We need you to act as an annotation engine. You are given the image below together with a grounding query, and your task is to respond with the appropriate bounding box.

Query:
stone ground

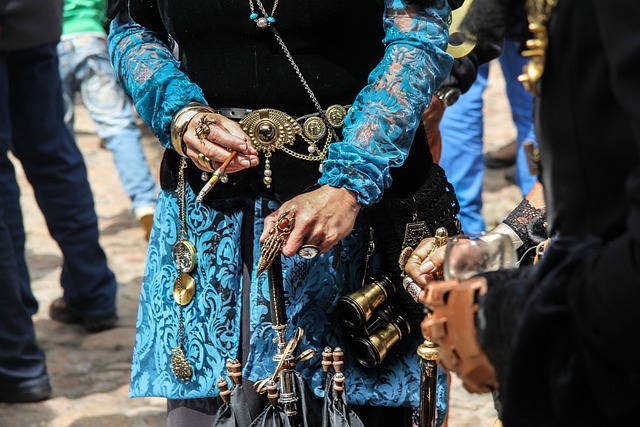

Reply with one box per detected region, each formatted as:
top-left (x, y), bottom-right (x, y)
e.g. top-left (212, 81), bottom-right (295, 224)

top-left (0, 61), bottom-right (521, 427)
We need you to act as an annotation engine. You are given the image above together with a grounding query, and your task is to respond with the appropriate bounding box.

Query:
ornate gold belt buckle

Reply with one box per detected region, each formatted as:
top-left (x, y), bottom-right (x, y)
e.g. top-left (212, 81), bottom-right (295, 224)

top-left (239, 109), bottom-right (301, 153)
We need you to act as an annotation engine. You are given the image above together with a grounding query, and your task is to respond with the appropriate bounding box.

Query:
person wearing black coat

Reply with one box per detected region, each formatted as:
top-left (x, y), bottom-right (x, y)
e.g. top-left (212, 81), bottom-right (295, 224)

top-left (406, 0), bottom-right (640, 425)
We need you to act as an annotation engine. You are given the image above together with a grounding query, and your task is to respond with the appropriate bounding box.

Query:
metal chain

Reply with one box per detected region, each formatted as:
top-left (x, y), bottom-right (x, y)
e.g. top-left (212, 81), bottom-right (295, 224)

top-left (178, 157), bottom-right (188, 240)
top-left (177, 274), bottom-right (185, 347)
top-left (252, 0), bottom-right (341, 142)
top-left (268, 24), bottom-right (341, 142)
top-left (250, 0), bottom-right (280, 18)
top-left (176, 156), bottom-right (188, 348)
top-left (280, 131), bottom-right (332, 161)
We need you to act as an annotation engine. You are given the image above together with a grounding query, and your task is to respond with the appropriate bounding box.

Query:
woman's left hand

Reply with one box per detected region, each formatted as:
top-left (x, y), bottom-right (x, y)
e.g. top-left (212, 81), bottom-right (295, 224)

top-left (260, 185), bottom-right (361, 257)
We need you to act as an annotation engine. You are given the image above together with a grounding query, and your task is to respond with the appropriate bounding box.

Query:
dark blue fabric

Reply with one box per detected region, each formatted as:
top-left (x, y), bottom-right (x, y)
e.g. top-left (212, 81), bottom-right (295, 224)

top-left (0, 149), bottom-right (46, 381)
top-left (0, 43), bottom-right (117, 377)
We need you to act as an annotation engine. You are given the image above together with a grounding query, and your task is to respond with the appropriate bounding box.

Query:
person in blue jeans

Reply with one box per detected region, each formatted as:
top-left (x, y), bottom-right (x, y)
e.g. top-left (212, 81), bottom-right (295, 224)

top-left (58, 0), bottom-right (158, 240)
top-left (439, 39), bottom-right (538, 233)
top-left (0, 0), bottom-right (119, 403)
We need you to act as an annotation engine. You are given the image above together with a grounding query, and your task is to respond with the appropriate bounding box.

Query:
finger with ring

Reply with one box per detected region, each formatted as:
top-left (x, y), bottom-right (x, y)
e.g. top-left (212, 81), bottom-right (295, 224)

top-left (297, 244), bottom-right (321, 259)
top-left (410, 254), bottom-right (424, 262)
top-left (195, 114), bottom-right (217, 143)
top-left (402, 275), bottom-right (421, 303)
top-left (197, 153), bottom-right (213, 169)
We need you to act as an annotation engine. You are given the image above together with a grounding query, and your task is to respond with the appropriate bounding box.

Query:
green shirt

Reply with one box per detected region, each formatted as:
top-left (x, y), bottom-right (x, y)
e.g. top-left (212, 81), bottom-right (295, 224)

top-left (62, 0), bottom-right (106, 36)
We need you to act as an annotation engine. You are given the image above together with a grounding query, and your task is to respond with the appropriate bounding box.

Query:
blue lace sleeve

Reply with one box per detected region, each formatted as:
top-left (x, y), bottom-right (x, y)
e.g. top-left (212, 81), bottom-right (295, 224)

top-left (318, 0), bottom-right (453, 206)
top-left (107, 13), bottom-right (207, 149)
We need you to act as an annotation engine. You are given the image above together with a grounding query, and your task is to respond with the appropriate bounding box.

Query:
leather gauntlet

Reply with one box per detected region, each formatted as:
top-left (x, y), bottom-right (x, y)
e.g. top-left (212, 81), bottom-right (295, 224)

top-left (421, 276), bottom-right (498, 394)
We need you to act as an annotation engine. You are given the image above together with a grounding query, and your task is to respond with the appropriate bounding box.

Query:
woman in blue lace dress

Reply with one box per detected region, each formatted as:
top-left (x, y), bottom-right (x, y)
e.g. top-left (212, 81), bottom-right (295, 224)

top-left (108, 1), bottom-right (458, 425)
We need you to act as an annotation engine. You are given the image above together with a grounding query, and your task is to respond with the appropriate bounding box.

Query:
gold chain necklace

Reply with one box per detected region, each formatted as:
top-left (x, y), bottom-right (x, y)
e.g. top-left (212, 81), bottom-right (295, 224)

top-left (170, 156), bottom-right (196, 381)
top-left (248, 0), bottom-right (280, 29)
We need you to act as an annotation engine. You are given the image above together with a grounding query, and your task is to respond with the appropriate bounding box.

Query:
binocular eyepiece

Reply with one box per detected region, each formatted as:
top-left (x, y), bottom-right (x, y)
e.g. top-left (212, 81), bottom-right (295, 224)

top-left (337, 275), bottom-right (410, 368)
top-left (337, 275), bottom-right (395, 329)
top-left (352, 307), bottom-right (410, 368)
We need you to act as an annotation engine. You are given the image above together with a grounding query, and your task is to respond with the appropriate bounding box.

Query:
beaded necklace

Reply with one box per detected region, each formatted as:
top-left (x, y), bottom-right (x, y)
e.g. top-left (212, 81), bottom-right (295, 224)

top-left (248, 0), bottom-right (280, 29)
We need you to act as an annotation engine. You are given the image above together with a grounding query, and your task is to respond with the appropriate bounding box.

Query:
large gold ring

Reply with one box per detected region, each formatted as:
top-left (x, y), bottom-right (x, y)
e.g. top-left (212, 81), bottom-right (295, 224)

top-left (197, 153), bottom-right (212, 169)
top-left (195, 114), bottom-right (217, 143)
top-left (410, 254), bottom-right (424, 263)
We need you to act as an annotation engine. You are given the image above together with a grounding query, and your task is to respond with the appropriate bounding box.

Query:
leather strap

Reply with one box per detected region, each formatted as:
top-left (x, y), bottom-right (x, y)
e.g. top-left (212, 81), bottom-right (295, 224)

top-left (214, 105), bottom-right (351, 123)
top-left (422, 276), bottom-right (498, 393)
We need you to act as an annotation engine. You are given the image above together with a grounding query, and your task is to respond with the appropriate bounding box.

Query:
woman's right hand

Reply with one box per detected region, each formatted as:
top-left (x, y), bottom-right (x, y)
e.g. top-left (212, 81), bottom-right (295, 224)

top-left (183, 111), bottom-right (259, 173)
top-left (403, 236), bottom-right (448, 288)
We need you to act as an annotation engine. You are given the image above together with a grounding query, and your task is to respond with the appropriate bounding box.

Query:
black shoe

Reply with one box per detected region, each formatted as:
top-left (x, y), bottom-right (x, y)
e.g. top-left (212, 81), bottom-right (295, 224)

top-left (0, 375), bottom-right (52, 403)
top-left (49, 297), bottom-right (118, 333)
top-left (485, 141), bottom-right (517, 169)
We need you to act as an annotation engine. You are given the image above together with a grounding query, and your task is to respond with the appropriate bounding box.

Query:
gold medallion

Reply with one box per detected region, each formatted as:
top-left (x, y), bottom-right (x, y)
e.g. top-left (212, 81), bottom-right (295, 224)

top-left (173, 273), bottom-right (196, 306)
top-left (326, 104), bottom-right (347, 128)
top-left (302, 116), bottom-right (326, 141)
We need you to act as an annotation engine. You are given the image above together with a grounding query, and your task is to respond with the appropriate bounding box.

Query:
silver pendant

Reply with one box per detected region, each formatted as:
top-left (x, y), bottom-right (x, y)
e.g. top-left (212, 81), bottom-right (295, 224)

top-left (256, 17), bottom-right (269, 29)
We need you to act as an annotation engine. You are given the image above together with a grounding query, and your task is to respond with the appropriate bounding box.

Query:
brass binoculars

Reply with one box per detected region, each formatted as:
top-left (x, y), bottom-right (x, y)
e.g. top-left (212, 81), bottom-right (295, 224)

top-left (337, 275), bottom-right (410, 368)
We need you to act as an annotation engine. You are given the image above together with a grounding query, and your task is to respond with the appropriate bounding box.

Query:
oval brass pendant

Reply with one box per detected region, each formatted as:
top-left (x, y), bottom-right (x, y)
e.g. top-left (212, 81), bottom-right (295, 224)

top-left (171, 347), bottom-right (193, 381)
top-left (173, 272), bottom-right (196, 306)
top-left (173, 239), bottom-right (197, 273)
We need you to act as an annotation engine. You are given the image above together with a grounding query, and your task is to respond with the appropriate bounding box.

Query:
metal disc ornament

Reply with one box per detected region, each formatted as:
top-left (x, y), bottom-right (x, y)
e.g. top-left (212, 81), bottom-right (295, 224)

top-left (173, 239), bottom-right (197, 273)
top-left (173, 272), bottom-right (196, 306)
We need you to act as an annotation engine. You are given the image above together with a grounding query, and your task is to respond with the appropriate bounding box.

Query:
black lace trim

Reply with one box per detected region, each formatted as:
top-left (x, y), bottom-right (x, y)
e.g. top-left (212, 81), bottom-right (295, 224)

top-left (367, 163), bottom-right (461, 327)
top-left (502, 198), bottom-right (548, 260)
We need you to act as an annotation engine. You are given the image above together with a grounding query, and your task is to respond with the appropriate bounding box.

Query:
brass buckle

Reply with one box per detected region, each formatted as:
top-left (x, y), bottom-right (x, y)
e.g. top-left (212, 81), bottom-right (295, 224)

top-left (239, 109), bottom-right (301, 154)
top-left (238, 106), bottom-right (346, 188)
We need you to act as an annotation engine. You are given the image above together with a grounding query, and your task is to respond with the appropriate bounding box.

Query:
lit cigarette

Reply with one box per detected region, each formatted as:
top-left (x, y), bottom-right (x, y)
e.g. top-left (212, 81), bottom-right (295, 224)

top-left (196, 151), bottom-right (238, 203)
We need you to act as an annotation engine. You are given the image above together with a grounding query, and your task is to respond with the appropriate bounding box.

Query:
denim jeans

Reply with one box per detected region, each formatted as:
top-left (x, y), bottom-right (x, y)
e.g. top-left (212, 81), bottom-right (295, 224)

top-left (439, 40), bottom-right (538, 233)
top-left (57, 34), bottom-right (158, 214)
top-left (0, 43), bottom-right (117, 380)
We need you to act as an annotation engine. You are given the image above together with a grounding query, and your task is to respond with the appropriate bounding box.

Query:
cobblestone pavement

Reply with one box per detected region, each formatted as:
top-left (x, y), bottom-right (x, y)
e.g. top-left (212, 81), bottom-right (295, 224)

top-left (0, 62), bottom-right (521, 427)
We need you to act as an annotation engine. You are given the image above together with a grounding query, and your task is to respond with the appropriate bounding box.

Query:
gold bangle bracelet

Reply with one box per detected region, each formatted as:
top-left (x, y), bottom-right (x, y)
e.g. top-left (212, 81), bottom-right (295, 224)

top-left (170, 102), bottom-right (213, 157)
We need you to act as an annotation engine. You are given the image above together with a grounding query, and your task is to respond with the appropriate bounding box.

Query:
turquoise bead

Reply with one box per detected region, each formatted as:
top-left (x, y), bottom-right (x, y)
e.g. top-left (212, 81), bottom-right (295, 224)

top-left (250, 13), bottom-right (259, 19)
top-left (267, 16), bottom-right (275, 23)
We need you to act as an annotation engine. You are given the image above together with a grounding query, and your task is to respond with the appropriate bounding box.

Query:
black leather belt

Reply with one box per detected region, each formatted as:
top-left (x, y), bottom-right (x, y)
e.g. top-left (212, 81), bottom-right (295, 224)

top-left (214, 105), bottom-right (350, 123)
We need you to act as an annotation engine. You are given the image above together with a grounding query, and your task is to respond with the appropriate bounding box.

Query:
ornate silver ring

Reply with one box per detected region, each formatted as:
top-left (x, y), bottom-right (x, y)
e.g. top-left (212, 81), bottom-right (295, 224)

top-left (297, 244), bottom-right (320, 259)
top-left (402, 275), bottom-right (421, 303)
